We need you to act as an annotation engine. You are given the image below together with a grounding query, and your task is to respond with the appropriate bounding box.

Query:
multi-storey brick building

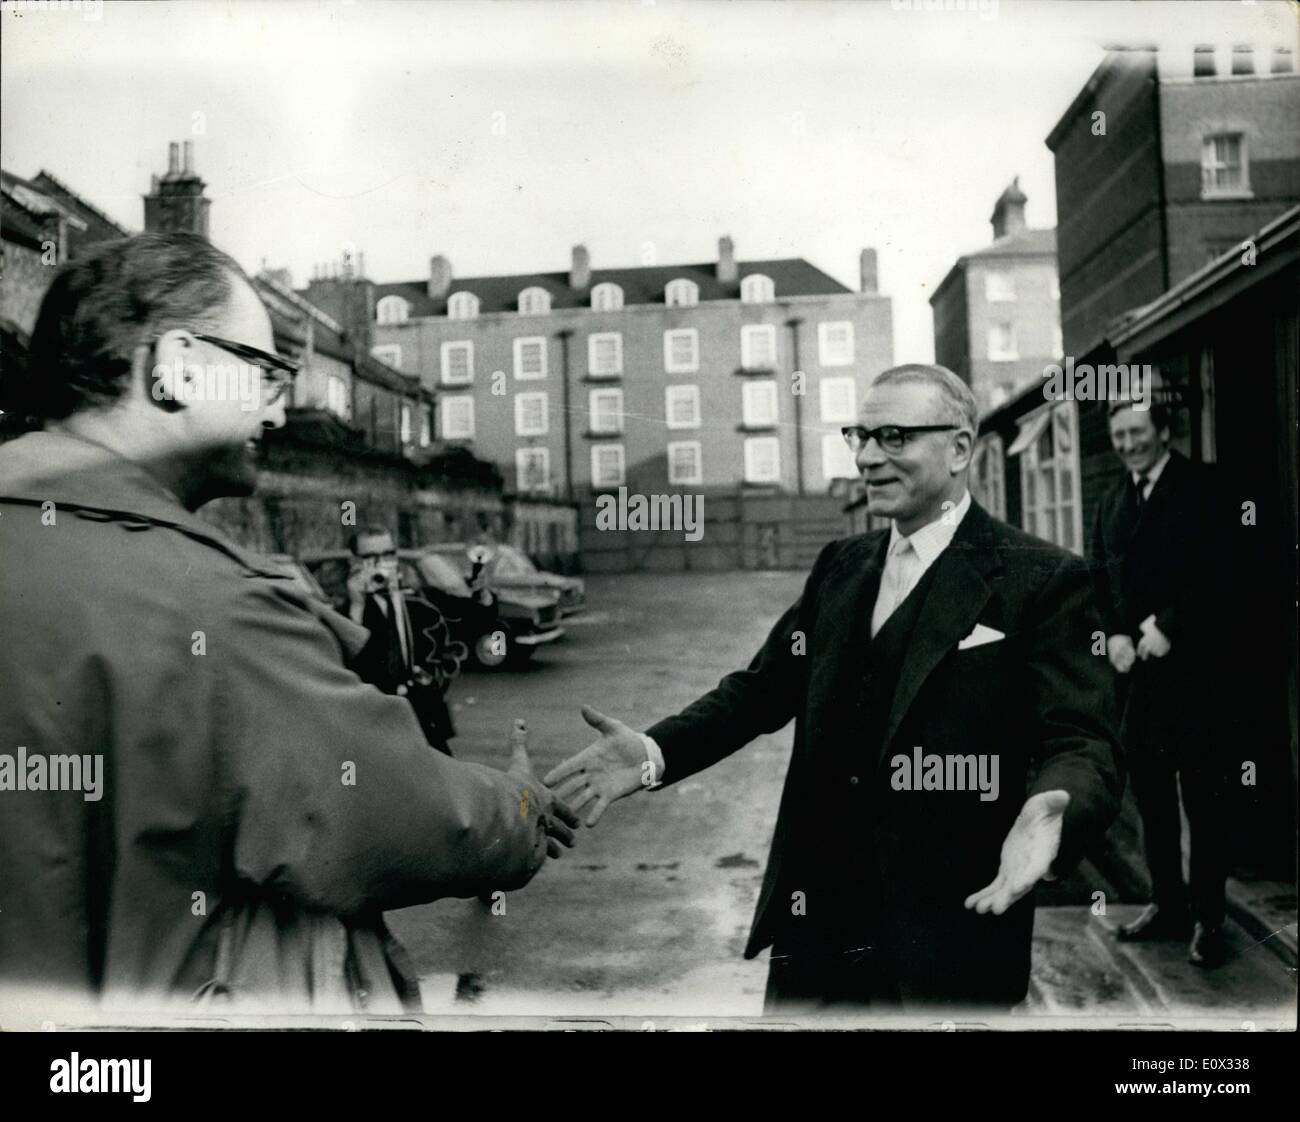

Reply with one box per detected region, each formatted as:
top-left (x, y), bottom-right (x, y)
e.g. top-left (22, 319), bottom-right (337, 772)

top-left (930, 178), bottom-right (1061, 414)
top-left (347, 239), bottom-right (892, 507)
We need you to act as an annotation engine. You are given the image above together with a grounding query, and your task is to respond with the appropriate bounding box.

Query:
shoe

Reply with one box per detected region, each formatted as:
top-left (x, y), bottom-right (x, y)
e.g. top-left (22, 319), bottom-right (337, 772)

top-left (1188, 923), bottom-right (1227, 968)
top-left (1115, 904), bottom-right (1191, 942)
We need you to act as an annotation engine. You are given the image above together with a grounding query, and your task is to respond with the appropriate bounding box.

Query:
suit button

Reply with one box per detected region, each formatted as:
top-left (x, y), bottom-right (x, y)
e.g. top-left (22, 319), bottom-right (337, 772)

top-left (848, 775), bottom-right (860, 786)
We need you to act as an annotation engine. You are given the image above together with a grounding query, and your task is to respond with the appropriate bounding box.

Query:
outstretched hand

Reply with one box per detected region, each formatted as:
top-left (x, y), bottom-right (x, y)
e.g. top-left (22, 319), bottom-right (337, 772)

top-left (963, 789), bottom-right (1070, 915)
top-left (505, 718), bottom-right (579, 858)
top-left (543, 706), bottom-right (655, 827)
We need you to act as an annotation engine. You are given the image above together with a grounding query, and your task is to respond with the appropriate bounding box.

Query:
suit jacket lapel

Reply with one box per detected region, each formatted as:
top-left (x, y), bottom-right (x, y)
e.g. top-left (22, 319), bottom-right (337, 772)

top-left (877, 504), bottom-right (999, 762)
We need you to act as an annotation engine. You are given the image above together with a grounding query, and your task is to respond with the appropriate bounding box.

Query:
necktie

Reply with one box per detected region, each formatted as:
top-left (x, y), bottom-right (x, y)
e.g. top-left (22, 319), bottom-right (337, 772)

top-left (871, 536), bottom-right (919, 638)
top-left (1134, 473), bottom-right (1149, 506)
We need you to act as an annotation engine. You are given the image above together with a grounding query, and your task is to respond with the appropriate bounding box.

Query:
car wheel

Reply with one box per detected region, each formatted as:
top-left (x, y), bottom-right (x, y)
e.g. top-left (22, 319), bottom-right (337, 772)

top-left (472, 629), bottom-right (509, 669)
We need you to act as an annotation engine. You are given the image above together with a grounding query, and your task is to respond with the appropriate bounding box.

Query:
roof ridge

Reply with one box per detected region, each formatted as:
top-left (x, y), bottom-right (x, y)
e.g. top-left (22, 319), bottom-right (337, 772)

top-left (32, 169), bottom-right (133, 237)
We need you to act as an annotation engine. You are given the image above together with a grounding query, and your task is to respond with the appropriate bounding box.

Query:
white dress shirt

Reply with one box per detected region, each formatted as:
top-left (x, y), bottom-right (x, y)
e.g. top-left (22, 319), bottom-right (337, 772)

top-left (1133, 450), bottom-right (1170, 502)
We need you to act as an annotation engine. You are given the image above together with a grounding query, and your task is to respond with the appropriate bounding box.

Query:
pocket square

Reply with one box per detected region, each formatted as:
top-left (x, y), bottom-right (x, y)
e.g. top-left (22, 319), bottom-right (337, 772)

top-left (958, 623), bottom-right (1005, 650)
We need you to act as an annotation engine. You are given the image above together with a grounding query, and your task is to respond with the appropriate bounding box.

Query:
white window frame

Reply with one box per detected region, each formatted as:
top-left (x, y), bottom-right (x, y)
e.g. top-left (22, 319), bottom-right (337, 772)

top-left (742, 380), bottom-right (779, 427)
top-left (818, 321), bottom-right (854, 367)
top-left (821, 433), bottom-right (858, 483)
top-left (819, 376), bottom-right (857, 423)
top-left (741, 324), bottom-right (778, 370)
top-left (447, 291), bottom-right (480, 320)
top-left (515, 447), bottom-right (551, 493)
top-left (370, 343), bottom-right (402, 370)
top-left (984, 271), bottom-right (1016, 302)
top-left (590, 282), bottom-right (624, 311)
top-left (513, 336), bottom-right (548, 380)
top-left (740, 273), bottom-right (775, 304)
top-left (743, 436), bottom-right (781, 485)
top-left (590, 443), bottom-right (626, 488)
top-left (664, 328), bottom-right (699, 374)
top-left (419, 403), bottom-right (433, 448)
top-left (667, 440), bottom-right (703, 486)
top-left (440, 394), bottom-right (475, 439)
top-left (987, 322), bottom-right (1018, 362)
top-left (589, 388), bottom-right (624, 435)
top-left (518, 286), bottom-right (552, 315)
top-left (665, 278), bottom-right (699, 307)
top-left (514, 391), bottom-right (549, 437)
top-left (1201, 132), bottom-right (1250, 198)
top-left (1015, 403), bottom-right (1081, 553)
top-left (440, 340), bottom-right (474, 385)
top-left (665, 384), bottom-right (701, 430)
top-left (587, 332), bottom-right (623, 377)
top-left (376, 295), bottom-right (409, 325)
top-left (971, 433), bottom-right (1006, 520)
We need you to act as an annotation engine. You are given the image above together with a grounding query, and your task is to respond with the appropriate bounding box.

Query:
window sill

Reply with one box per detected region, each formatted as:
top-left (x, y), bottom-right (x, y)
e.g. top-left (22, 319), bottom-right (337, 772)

top-left (737, 422), bottom-right (778, 433)
top-left (734, 366), bottom-right (777, 376)
top-left (583, 372), bottom-right (623, 382)
top-left (1200, 189), bottom-right (1254, 201)
top-left (584, 430), bottom-right (625, 440)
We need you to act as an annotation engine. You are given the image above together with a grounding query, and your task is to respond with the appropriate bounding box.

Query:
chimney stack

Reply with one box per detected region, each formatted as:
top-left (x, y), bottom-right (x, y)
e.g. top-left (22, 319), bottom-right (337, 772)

top-left (717, 235), bottom-right (737, 283)
top-left (144, 140), bottom-right (211, 238)
top-left (428, 255), bottom-right (453, 300)
top-left (991, 176), bottom-right (1028, 240)
top-left (859, 248), bottom-right (878, 295)
top-left (570, 244), bottom-right (591, 289)
top-left (167, 142), bottom-right (179, 176)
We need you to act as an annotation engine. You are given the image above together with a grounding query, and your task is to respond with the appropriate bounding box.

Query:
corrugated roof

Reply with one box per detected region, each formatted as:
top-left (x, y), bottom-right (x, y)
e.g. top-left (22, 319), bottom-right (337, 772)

top-left (368, 257), bottom-right (852, 317)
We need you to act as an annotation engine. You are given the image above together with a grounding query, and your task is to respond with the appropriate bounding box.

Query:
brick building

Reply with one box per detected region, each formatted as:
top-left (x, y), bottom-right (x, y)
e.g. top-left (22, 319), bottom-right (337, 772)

top-left (930, 178), bottom-right (1061, 415)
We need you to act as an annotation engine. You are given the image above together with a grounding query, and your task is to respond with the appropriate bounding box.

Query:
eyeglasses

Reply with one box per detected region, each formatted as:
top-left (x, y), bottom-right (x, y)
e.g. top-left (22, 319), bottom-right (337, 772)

top-left (191, 333), bottom-right (301, 403)
top-left (841, 424), bottom-right (961, 455)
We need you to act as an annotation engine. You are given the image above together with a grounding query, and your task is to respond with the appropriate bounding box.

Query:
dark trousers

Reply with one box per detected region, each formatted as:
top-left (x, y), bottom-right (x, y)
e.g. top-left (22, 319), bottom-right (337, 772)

top-left (764, 942), bottom-right (902, 1014)
top-left (1123, 656), bottom-right (1228, 927)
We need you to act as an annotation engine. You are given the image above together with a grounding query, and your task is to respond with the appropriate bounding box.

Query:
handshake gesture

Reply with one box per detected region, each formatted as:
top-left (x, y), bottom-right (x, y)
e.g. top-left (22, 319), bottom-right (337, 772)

top-left (544, 706), bottom-right (655, 827)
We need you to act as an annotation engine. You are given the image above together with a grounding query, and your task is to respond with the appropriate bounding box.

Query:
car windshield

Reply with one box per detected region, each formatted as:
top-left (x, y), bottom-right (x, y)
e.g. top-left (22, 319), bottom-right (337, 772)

top-left (492, 546), bottom-right (536, 577)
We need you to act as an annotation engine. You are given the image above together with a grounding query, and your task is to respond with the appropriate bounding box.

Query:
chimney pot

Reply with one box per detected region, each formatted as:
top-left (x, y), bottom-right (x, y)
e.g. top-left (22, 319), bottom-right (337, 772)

top-left (570, 244), bottom-right (591, 290)
top-left (167, 142), bottom-right (180, 175)
top-left (717, 235), bottom-right (737, 283)
top-left (428, 255), bottom-right (453, 300)
top-left (182, 140), bottom-right (194, 175)
top-left (859, 248), bottom-right (878, 295)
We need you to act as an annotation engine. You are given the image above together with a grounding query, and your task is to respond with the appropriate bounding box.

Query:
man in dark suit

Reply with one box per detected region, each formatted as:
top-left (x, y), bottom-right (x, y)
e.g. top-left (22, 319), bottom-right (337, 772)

top-left (546, 364), bottom-right (1123, 1014)
top-left (1091, 400), bottom-right (1228, 967)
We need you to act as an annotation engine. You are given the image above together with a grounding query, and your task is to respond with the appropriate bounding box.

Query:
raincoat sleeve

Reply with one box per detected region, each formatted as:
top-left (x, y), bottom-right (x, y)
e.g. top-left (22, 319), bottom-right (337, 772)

top-left (219, 580), bottom-right (550, 915)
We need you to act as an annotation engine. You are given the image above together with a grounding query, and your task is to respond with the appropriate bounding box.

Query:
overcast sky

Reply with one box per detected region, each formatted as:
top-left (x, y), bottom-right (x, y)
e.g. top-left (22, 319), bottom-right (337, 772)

top-left (3, 0), bottom-right (1294, 361)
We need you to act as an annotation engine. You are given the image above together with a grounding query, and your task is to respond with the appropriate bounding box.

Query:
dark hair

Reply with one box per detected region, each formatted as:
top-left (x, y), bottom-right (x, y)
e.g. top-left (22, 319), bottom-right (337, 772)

top-left (347, 526), bottom-right (394, 554)
top-left (4, 232), bottom-right (247, 420)
top-left (1107, 400), bottom-right (1170, 430)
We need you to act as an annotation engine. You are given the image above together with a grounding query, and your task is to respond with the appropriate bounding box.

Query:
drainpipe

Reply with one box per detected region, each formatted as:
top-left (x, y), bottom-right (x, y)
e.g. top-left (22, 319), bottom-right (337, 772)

top-left (557, 328), bottom-right (575, 501)
top-left (786, 315), bottom-right (806, 496)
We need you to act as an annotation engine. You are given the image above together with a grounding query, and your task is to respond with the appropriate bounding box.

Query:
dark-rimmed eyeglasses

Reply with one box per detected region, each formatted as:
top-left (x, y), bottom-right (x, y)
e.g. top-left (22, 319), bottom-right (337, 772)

top-left (151, 331), bottom-right (302, 404)
top-left (841, 424), bottom-right (961, 455)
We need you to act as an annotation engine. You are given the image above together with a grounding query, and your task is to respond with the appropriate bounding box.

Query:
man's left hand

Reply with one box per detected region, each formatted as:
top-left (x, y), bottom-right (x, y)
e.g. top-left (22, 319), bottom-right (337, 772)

top-left (1136, 617), bottom-right (1171, 660)
top-left (964, 790), bottom-right (1070, 915)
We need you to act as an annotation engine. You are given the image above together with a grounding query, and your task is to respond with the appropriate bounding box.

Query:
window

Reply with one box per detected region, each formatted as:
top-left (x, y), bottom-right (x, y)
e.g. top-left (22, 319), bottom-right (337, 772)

top-left (515, 391), bottom-right (549, 436)
top-left (819, 376), bottom-right (857, 423)
top-left (591, 444), bottom-right (626, 487)
top-left (1014, 404), bottom-right (1081, 552)
top-left (441, 395), bottom-right (475, 439)
top-left (589, 388), bottom-right (624, 435)
top-left (518, 286), bottom-right (552, 315)
top-left (399, 403), bottom-right (412, 445)
top-left (987, 322), bottom-right (1018, 361)
top-left (985, 271), bottom-right (1015, 302)
top-left (665, 278), bottom-right (699, 307)
top-left (821, 433), bottom-right (857, 483)
top-left (516, 448), bottom-right (551, 493)
top-left (818, 321), bottom-right (854, 366)
top-left (1201, 133), bottom-right (1249, 197)
top-left (440, 341), bottom-right (473, 385)
top-left (376, 295), bottom-right (409, 325)
top-left (590, 283), bottom-right (624, 311)
top-left (741, 324), bottom-right (778, 370)
top-left (970, 433), bottom-right (1006, 520)
top-left (664, 328), bottom-right (699, 373)
top-left (665, 384), bottom-right (701, 429)
top-left (371, 344), bottom-right (402, 370)
top-left (667, 441), bottom-right (703, 485)
top-left (1193, 44), bottom-right (1216, 77)
top-left (743, 437), bottom-right (781, 484)
top-left (420, 403), bottom-right (433, 447)
top-left (740, 273), bottom-right (775, 304)
top-left (588, 332), bottom-right (623, 377)
top-left (447, 291), bottom-right (479, 320)
top-left (513, 336), bottom-right (547, 380)
top-left (743, 381), bottom-right (779, 427)
top-left (1272, 46), bottom-right (1296, 74)
top-left (327, 374), bottom-right (351, 420)
top-left (1231, 44), bottom-right (1254, 75)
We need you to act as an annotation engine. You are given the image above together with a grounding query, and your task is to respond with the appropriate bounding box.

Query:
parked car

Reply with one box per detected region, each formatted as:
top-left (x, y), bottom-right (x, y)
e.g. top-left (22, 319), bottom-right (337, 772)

top-left (297, 548), bottom-right (563, 669)
top-left (428, 542), bottom-right (586, 616)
